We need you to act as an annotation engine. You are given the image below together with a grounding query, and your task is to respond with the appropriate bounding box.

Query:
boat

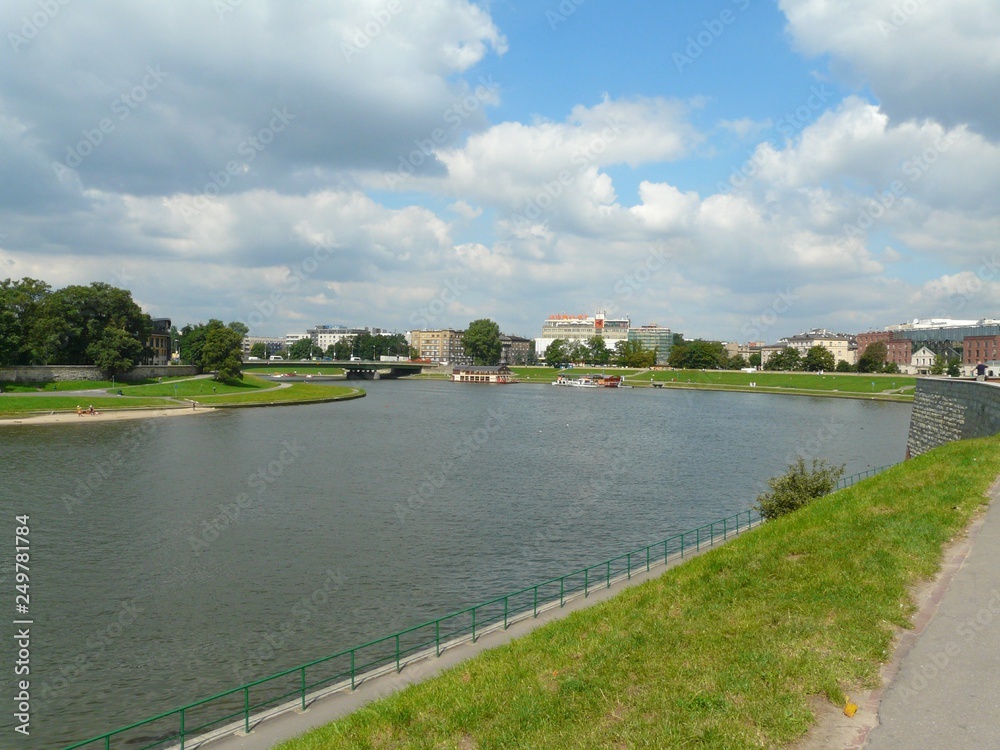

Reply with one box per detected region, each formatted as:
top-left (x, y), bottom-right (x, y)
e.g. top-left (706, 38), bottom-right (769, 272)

top-left (553, 373), bottom-right (623, 388)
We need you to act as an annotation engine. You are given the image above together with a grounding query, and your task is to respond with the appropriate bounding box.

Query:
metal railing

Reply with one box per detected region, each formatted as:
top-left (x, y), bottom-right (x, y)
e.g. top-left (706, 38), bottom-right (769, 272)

top-left (62, 509), bottom-right (764, 750)
top-left (63, 464), bottom-right (899, 750)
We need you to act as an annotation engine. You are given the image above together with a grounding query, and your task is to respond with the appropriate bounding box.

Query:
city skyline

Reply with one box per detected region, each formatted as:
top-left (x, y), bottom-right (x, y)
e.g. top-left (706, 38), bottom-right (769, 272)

top-left (1, 2), bottom-right (998, 340)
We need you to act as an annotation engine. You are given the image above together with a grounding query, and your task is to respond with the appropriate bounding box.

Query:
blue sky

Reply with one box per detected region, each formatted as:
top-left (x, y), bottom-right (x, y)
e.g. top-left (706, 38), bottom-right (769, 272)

top-left (1, 0), bottom-right (998, 340)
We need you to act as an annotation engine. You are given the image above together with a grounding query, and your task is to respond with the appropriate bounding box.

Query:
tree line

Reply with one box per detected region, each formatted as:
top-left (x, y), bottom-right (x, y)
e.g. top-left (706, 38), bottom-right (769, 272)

top-left (0, 278), bottom-right (151, 374)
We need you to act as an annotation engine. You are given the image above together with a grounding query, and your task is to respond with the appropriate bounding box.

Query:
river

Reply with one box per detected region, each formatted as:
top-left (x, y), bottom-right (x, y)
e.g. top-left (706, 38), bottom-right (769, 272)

top-left (0, 380), bottom-right (911, 746)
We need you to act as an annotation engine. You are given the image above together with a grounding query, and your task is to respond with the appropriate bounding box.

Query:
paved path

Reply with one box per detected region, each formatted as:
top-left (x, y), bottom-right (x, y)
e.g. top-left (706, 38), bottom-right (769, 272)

top-left (864, 476), bottom-right (1000, 749)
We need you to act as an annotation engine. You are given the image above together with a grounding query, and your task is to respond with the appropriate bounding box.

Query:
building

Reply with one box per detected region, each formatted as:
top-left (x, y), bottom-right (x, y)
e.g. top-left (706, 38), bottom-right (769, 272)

top-left (783, 330), bottom-right (855, 366)
top-left (856, 331), bottom-right (912, 368)
top-left (964, 335), bottom-right (1000, 370)
top-left (627, 325), bottom-right (672, 365)
top-left (500, 334), bottom-right (533, 365)
top-left (308, 325), bottom-right (388, 352)
top-left (911, 346), bottom-right (937, 374)
top-left (410, 329), bottom-right (470, 364)
top-left (145, 317), bottom-right (172, 365)
top-left (535, 311), bottom-right (630, 361)
top-left (450, 365), bottom-right (517, 384)
top-left (242, 336), bottom-right (285, 358)
top-left (284, 332), bottom-right (310, 350)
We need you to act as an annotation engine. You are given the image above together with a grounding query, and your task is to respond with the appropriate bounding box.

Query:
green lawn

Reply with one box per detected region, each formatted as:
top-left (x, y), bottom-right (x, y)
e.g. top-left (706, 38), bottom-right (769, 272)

top-left (510, 367), bottom-right (641, 383)
top-left (242, 364), bottom-right (345, 375)
top-left (277, 436), bottom-right (1000, 750)
top-left (0, 377), bottom-right (187, 392)
top-left (651, 369), bottom-right (916, 395)
top-left (0, 396), bottom-right (177, 416)
top-left (194, 383), bottom-right (362, 405)
top-left (116, 375), bottom-right (273, 397)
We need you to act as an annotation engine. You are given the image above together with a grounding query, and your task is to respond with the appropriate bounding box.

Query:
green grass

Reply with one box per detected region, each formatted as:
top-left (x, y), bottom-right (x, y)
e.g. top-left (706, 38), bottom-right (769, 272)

top-left (510, 367), bottom-right (641, 383)
top-left (0, 377), bottom-right (190, 392)
top-left (277, 436), bottom-right (1000, 749)
top-left (243, 364), bottom-right (345, 375)
top-left (0, 396), bottom-right (177, 416)
top-left (194, 382), bottom-right (362, 405)
top-left (116, 375), bottom-right (273, 397)
top-left (652, 369), bottom-right (915, 395)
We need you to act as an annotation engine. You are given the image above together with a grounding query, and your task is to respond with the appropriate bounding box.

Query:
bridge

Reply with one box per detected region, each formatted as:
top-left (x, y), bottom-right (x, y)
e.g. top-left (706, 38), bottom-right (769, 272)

top-left (243, 360), bottom-right (437, 380)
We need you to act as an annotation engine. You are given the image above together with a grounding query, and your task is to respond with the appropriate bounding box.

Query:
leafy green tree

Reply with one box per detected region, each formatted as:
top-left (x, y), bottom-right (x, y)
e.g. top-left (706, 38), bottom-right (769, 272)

top-left (883, 362), bottom-right (900, 374)
top-left (0, 278), bottom-right (51, 365)
top-left (727, 354), bottom-right (748, 370)
top-left (569, 341), bottom-right (589, 363)
top-left (587, 336), bottom-right (611, 365)
top-left (802, 345), bottom-right (835, 372)
top-left (288, 338), bottom-right (314, 360)
top-left (462, 319), bottom-right (502, 365)
top-left (947, 359), bottom-right (961, 377)
top-left (930, 354), bottom-right (946, 375)
top-left (764, 347), bottom-right (801, 371)
top-left (754, 458), bottom-right (845, 521)
top-left (201, 324), bottom-right (244, 380)
top-left (228, 321), bottom-right (250, 338)
top-left (668, 339), bottom-right (726, 369)
top-left (835, 360), bottom-right (854, 373)
top-left (857, 341), bottom-right (887, 373)
top-left (748, 352), bottom-right (761, 368)
top-left (545, 339), bottom-right (569, 366)
top-left (87, 326), bottom-right (146, 376)
top-left (614, 339), bottom-right (656, 368)
top-left (334, 339), bottom-right (354, 360)
top-left (250, 342), bottom-right (267, 358)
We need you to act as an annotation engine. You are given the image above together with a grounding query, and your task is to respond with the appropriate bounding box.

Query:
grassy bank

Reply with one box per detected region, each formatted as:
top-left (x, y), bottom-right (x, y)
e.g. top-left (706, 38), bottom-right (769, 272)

top-left (194, 383), bottom-right (362, 406)
top-left (651, 369), bottom-right (915, 395)
top-left (116, 374), bottom-right (273, 397)
top-left (278, 436), bottom-right (1000, 749)
top-left (509, 367), bottom-right (642, 383)
top-left (0, 395), bottom-right (177, 416)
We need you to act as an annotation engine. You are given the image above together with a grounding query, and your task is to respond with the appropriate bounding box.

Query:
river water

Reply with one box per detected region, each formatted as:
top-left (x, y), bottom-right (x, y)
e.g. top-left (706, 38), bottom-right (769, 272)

top-left (0, 380), bottom-right (911, 746)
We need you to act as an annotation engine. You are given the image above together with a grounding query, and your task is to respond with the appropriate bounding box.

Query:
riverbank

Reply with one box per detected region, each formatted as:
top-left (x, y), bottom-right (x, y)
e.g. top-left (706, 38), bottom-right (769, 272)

top-left (0, 406), bottom-right (214, 425)
top-left (271, 435), bottom-right (999, 749)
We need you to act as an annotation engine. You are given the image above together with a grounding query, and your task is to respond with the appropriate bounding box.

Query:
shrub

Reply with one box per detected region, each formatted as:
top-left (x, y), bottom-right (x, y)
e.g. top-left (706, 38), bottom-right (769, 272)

top-left (755, 457), bottom-right (845, 521)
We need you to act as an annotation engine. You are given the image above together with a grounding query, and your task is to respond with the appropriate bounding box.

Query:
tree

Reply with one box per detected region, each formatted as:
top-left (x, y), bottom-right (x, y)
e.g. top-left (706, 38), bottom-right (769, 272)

top-left (569, 341), bottom-right (589, 363)
top-left (228, 321), bottom-right (250, 338)
top-left (545, 339), bottom-right (569, 366)
top-left (668, 339), bottom-right (726, 369)
top-left (754, 458), bottom-right (845, 521)
top-left (462, 319), bottom-right (502, 365)
top-left (614, 339), bottom-right (656, 368)
top-left (764, 347), bottom-right (801, 371)
top-left (200, 324), bottom-right (244, 381)
top-left (587, 336), bottom-right (611, 365)
top-left (947, 359), bottom-right (961, 377)
top-left (883, 362), bottom-right (900, 374)
top-left (835, 360), bottom-right (854, 373)
top-left (930, 354), bottom-right (946, 375)
top-left (87, 326), bottom-right (146, 376)
top-left (250, 342), bottom-right (267, 358)
top-left (0, 278), bottom-right (51, 366)
top-left (288, 338), bottom-right (314, 360)
top-left (802, 345), bottom-right (835, 372)
top-left (748, 352), bottom-right (762, 368)
top-left (857, 341), bottom-right (887, 373)
top-left (727, 354), bottom-right (748, 370)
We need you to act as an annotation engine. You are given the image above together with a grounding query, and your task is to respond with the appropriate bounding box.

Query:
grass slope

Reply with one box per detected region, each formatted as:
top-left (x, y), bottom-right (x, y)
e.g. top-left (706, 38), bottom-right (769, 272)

top-left (0, 396), bottom-right (176, 415)
top-left (195, 383), bottom-right (361, 405)
top-left (278, 436), bottom-right (1000, 749)
top-left (652, 370), bottom-right (915, 395)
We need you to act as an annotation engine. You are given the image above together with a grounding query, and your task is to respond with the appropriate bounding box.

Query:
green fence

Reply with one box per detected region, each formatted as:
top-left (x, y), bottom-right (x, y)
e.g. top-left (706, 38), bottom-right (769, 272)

top-left (63, 464), bottom-right (897, 750)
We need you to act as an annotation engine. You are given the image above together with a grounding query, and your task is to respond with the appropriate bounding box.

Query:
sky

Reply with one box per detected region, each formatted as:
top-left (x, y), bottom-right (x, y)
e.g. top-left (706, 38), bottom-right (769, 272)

top-left (2, 0), bottom-right (999, 342)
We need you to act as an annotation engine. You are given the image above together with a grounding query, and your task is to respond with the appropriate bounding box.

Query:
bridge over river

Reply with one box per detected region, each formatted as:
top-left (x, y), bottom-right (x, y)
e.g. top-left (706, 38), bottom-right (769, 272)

top-left (243, 359), bottom-right (437, 379)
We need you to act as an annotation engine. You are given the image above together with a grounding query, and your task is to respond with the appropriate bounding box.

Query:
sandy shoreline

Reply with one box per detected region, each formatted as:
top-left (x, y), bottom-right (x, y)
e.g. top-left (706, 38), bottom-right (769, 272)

top-left (0, 407), bottom-right (216, 426)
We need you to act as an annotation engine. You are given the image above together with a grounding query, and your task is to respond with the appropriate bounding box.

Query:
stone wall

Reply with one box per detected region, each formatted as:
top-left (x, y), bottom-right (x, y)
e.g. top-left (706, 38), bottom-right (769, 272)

top-left (907, 378), bottom-right (1000, 457)
top-left (0, 365), bottom-right (199, 382)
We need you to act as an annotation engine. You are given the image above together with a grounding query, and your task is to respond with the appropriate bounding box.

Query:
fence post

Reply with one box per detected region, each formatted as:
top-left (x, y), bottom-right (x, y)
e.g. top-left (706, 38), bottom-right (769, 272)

top-left (533, 586), bottom-right (538, 617)
top-left (243, 686), bottom-right (249, 733)
top-left (182, 708), bottom-right (187, 750)
top-left (472, 608), bottom-right (477, 642)
top-left (301, 666), bottom-right (307, 711)
top-left (606, 560), bottom-right (611, 588)
top-left (647, 545), bottom-right (651, 571)
top-left (724, 517), bottom-right (727, 539)
top-left (627, 552), bottom-right (631, 579)
top-left (696, 527), bottom-right (700, 551)
top-left (584, 567), bottom-right (589, 598)
top-left (560, 577), bottom-right (565, 606)
top-left (395, 634), bottom-right (401, 672)
top-left (435, 620), bottom-right (440, 656)
top-left (503, 597), bottom-right (509, 629)
top-left (351, 649), bottom-right (356, 689)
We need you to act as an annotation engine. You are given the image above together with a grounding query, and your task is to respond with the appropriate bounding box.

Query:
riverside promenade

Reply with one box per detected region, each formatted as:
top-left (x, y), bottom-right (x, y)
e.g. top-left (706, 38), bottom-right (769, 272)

top-left (846, 474), bottom-right (1000, 749)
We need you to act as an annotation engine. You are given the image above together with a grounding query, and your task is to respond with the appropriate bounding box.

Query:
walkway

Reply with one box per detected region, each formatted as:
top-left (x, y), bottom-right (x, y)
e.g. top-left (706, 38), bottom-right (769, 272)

top-left (861, 475), bottom-right (1000, 748)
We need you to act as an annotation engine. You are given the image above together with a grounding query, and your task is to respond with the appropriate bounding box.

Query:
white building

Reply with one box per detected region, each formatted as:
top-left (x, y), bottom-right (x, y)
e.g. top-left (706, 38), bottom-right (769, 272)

top-left (535, 311), bottom-right (630, 360)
